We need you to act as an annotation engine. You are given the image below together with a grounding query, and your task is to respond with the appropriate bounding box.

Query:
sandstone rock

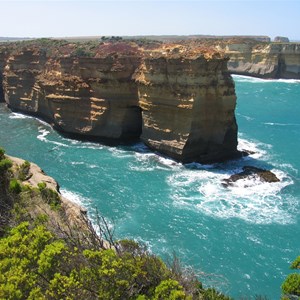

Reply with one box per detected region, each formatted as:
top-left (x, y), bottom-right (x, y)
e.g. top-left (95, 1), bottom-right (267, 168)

top-left (222, 166), bottom-right (280, 187)
top-left (217, 40), bottom-right (300, 79)
top-left (135, 46), bottom-right (239, 163)
top-left (4, 49), bottom-right (143, 140)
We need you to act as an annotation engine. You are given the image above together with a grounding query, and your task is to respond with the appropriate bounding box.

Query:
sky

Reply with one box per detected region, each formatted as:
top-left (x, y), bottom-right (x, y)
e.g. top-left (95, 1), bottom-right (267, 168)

top-left (1, 0), bottom-right (300, 40)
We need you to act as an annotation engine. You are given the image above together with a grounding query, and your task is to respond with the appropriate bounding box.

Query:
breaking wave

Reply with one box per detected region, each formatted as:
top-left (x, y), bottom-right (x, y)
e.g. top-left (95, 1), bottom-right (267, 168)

top-left (167, 137), bottom-right (296, 225)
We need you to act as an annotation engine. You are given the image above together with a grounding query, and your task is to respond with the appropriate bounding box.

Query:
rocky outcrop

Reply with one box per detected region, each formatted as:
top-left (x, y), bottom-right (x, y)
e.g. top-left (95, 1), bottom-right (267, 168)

top-left (216, 40), bottom-right (300, 79)
top-left (1, 41), bottom-right (240, 163)
top-left (8, 155), bottom-right (87, 226)
top-left (222, 166), bottom-right (280, 187)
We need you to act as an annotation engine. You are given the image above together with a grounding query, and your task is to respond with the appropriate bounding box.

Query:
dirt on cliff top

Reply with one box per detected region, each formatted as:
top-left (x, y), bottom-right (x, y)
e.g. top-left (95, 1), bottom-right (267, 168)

top-left (143, 43), bottom-right (224, 60)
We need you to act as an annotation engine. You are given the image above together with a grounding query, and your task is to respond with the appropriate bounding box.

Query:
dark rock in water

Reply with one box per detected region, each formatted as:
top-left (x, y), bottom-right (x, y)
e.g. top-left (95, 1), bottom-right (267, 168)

top-left (222, 166), bottom-right (280, 187)
top-left (241, 149), bottom-right (255, 156)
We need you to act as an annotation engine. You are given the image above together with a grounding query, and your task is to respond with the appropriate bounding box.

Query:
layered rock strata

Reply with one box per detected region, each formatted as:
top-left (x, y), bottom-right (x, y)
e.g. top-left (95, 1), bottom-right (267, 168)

top-left (216, 40), bottom-right (300, 79)
top-left (135, 47), bottom-right (238, 163)
top-left (3, 45), bottom-right (142, 140)
top-left (1, 41), bottom-right (239, 163)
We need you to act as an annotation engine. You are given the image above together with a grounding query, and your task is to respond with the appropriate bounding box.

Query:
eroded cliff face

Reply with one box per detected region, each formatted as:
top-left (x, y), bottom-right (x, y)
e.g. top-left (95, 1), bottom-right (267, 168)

top-left (1, 41), bottom-right (239, 163)
top-left (216, 41), bottom-right (300, 79)
top-left (135, 47), bottom-right (238, 163)
top-left (4, 45), bottom-right (142, 139)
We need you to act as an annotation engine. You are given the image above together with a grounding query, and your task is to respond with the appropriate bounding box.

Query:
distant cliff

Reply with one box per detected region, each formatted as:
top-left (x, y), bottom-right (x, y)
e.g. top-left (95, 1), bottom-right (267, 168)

top-left (215, 39), bottom-right (300, 79)
top-left (0, 39), bottom-right (240, 163)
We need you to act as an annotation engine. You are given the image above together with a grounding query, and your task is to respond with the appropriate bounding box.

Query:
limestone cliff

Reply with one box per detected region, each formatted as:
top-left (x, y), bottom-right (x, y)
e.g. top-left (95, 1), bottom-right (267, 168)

top-left (135, 45), bottom-right (238, 163)
top-left (215, 40), bottom-right (300, 79)
top-left (3, 44), bottom-right (142, 140)
top-left (1, 40), bottom-right (239, 163)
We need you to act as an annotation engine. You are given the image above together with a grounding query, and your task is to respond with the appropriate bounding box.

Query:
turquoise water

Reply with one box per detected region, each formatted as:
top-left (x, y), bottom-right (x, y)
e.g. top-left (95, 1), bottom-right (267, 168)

top-left (1, 75), bottom-right (300, 299)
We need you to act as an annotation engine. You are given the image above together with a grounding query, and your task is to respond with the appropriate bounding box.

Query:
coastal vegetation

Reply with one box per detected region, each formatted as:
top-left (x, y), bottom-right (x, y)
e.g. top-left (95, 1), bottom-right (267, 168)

top-left (0, 147), bottom-right (232, 299)
top-left (0, 147), bottom-right (299, 299)
top-left (281, 256), bottom-right (300, 298)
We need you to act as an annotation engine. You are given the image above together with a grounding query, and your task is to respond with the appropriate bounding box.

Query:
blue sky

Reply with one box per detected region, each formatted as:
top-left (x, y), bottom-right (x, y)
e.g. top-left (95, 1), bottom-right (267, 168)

top-left (1, 0), bottom-right (300, 40)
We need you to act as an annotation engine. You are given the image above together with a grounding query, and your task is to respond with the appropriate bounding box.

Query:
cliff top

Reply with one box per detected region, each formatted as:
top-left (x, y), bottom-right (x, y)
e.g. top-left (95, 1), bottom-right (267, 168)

top-left (0, 38), bottom-right (224, 60)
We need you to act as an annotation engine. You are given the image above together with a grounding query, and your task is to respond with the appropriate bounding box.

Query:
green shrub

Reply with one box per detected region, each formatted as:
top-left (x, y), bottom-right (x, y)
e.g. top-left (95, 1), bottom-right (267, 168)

top-left (37, 182), bottom-right (46, 190)
top-left (282, 273), bottom-right (300, 296)
top-left (38, 182), bottom-right (61, 210)
top-left (0, 158), bottom-right (12, 173)
top-left (153, 279), bottom-right (186, 300)
top-left (118, 239), bottom-right (145, 255)
top-left (9, 179), bottom-right (22, 194)
top-left (0, 222), bottom-right (189, 299)
top-left (18, 160), bottom-right (31, 181)
top-left (282, 255), bottom-right (300, 298)
top-left (201, 288), bottom-right (232, 300)
top-left (72, 47), bottom-right (93, 57)
top-left (0, 147), bottom-right (5, 160)
top-left (291, 256), bottom-right (300, 269)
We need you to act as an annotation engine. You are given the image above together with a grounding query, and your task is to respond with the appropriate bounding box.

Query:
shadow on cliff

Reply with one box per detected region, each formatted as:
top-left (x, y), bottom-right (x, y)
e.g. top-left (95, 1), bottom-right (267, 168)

top-left (0, 73), bottom-right (4, 103)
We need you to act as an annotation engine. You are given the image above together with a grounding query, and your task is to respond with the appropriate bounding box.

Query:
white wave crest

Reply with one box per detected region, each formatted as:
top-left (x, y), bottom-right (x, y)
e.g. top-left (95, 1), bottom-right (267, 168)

top-left (37, 128), bottom-right (50, 141)
top-left (9, 112), bottom-right (31, 119)
top-left (264, 122), bottom-right (300, 126)
top-left (60, 188), bottom-right (90, 208)
top-left (130, 151), bottom-right (182, 172)
top-left (37, 128), bottom-right (71, 148)
top-left (238, 137), bottom-right (271, 159)
top-left (9, 113), bottom-right (53, 129)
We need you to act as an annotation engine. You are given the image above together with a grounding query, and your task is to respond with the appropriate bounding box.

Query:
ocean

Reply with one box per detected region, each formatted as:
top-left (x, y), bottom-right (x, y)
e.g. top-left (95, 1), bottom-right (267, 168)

top-left (0, 75), bottom-right (299, 299)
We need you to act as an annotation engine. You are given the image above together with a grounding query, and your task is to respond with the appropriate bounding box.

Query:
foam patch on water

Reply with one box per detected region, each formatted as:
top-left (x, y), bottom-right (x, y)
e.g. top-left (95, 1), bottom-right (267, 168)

top-left (237, 113), bottom-right (254, 121)
top-left (60, 188), bottom-right (89, 208)
top-left (263, 122), bottom-right (300, 126)
top-left (37, 128), bottom-right (50, 141)
top-left (129, 151), bottom-right (182, 172)
top-left (9, 112), bottom-right (54, 129)
top-left (168, 166), bottom-right (295, 224)
top-left (108, 147), bottom-right (133, 158)
top-left (37, 127), bottom-right (71, 148)
top-left (233, 74), bottom-right (300, 84)
top-left (238, 136), bottom-right (271, 160)
top-left (167, 136), bottom-right (297, 225)
top-left (70, 161), bottom-right (85, 165)
top-left (9, 112), bottom-right (31, 119)
top-left (60, 188), bottom-right (114, 236)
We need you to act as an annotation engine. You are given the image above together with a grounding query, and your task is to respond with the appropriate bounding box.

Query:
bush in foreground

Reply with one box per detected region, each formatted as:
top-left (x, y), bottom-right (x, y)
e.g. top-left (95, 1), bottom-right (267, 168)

top-left (282, 256), bottom-right (300, 299)
top-left (0, 147), bottom-right (231, 299)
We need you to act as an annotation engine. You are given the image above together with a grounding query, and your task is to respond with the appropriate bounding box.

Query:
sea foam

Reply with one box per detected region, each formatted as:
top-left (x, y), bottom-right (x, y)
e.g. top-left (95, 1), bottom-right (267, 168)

top-left (167, 137), bottom-right (296, 225)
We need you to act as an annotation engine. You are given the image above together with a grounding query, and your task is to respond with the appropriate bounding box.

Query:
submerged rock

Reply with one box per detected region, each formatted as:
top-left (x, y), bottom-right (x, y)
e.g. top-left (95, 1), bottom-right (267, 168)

top-left (222, 166), bottom-right (280, 187)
